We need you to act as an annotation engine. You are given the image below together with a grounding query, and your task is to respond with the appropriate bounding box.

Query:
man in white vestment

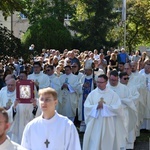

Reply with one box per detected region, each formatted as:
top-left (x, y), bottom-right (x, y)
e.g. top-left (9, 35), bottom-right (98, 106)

top-left (0, 74), bottom-right (15, 92)
top-left (83, 74), bottom-right (126, 150)
top-left (28, 61), bottom-right (49, 90)
top-left (130, 61), bottom-right (146, 89)
top-left (107, 70), bottom-right (137, 149)
top-left (0, 78), bottom-right (16, 138)
top-left (119, 72), bottom-right (140, 148)
top-left (21, 87), bottom-right (81, 150)
top-left (0, 78), bottom-right (16, 110)
top-left (0, 107), bottom-right (26, 150)
top-left (78, 59), bottom-right (100, 132)
top-left (7, 71), bottom-right (40, 144)
top-left (124, 63), bottom-right (146, 131)
top-left (45, 65), bottom-right (61, 111)
top-left (71, 62), bottom-right (84, 126)
top-left (59, 65), bottom-right (79, 121)
top-left (139, 63), bottom-right (150, 130)
top-left (45, 65), bottom-right (61, 93)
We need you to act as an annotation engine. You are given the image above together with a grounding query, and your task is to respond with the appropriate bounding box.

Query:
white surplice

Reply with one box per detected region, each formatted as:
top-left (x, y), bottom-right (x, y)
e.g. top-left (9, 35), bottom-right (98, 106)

top-left (128, 72), bottom-right (147, 128)
top-left (0, 137), bottom-right (27, 150)
top-left (139, 71), bottom-right (150, 130)
top-left (83, 87), bottom-right (126, 150)
top-left (107, 82), bottom-right (137, 149)
top-left (28, 71), bottom-right (49, 89)
top-left (0, 88), bottom-right (16, 128)
top-left (48, 74), bottom-right (61, 92)
top-left (8, 103), bottom-right (40, 144)
top-left (58, 73), bottom-right (79, 118)
top-left (21, 112), bottom-right (81, 150)
top-left (47, 74), bottom-right (61, 111)
top-left (126, 85), bottom-right (140, 148)
top-left (0, 87), bottom-right (40, 144)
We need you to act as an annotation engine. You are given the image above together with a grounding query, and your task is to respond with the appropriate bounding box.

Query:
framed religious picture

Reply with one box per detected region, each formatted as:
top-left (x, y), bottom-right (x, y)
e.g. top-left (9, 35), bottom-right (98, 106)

top-left (16, 80), bottom-right (34, 103)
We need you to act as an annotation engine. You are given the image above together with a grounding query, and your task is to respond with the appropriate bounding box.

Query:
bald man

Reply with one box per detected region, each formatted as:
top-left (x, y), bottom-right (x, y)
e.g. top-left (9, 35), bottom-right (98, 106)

top-left (0, 78), bottom-right (16, 109)
top-left (0, 74), bottom-right (15, 92)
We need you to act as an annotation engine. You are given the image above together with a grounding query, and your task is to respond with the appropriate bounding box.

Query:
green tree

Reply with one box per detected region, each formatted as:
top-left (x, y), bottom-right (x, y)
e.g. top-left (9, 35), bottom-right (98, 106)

top-left (126, 0), bottom-right (150, 52)
top-left (22, 0), bottom-right (75, 24)
top-left (0, 24), bottom-right (22, 56)
top-left (0, 0), bottom-right (25, 20)
top-left (21, 17), bottom-right (72, 55)
top-left (70, 0), bottom-right (118, 50)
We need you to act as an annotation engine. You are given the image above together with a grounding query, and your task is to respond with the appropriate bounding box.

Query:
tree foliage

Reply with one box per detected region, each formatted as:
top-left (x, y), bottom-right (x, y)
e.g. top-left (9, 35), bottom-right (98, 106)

top-left (21, 17), bottom-right (72, 54)
top-left (0, 0), bottom-right (25, 20)
top-left (70, 0), bottom-right (119, 50)
top-left (0, 24), bottom-right (22, 56)
top-left (126, 0), bottom-right (150, 52)
top-left (22, 0), bottom-right (75, 24)
top-left (1, 0), bottom-right (150, 53)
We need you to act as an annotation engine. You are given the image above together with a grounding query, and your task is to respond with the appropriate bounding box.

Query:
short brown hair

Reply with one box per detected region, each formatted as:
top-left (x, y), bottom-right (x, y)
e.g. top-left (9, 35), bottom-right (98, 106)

top-left (38, 87), bottom-right (57, 99)
top-left (0, 107), bottom-right (9, 123)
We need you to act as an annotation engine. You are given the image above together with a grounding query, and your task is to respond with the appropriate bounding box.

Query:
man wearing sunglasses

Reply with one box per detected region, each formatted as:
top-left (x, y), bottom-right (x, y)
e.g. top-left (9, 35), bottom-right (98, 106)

top-left (107, 70), bottom-right (137, 149)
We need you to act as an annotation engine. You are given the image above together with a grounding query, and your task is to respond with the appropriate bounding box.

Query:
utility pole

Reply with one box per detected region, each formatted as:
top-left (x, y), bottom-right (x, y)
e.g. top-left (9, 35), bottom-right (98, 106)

top-left (122, 0), bottom-right (126, 48)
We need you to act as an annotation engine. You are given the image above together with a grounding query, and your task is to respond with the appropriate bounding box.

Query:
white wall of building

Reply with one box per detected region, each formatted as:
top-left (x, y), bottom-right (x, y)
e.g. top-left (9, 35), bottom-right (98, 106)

top-left (0, 11), bottom-right (30, 39)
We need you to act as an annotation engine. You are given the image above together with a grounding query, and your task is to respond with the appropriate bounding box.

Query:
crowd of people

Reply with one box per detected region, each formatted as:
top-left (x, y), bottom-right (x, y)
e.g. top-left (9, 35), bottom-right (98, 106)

top-left (0, 47), bottom-right (150, 150)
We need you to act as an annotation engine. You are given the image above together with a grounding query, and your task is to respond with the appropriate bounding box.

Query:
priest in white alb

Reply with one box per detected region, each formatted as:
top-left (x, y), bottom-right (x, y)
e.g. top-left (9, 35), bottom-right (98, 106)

top-left (28, 61), bottom-right (49, 90)
top-left (124, 63), bottom-right (146, 129)
top-left (139, 63), bottom-right (150, 130)
top-left (58, 65), bottom-right (79, 121)
top-left (119, 72), bottom-right (140, 148)
top-left (107, 70), bottom-right (137, 149)
top-left (83, 74), bottom-right (126, 150)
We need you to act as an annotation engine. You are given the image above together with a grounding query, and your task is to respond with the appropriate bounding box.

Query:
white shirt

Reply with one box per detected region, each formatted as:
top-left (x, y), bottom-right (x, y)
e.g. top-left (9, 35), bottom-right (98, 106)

top-left (28, 71), bottom-right (49, 89)
top-left (21, 112), bottom-right (81, 150)
top-left (0, 137), bottom-right (26, 150)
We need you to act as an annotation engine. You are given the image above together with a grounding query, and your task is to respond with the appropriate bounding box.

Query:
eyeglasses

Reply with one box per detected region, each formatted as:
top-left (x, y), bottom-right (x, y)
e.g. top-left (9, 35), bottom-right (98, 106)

top-left (97, 81), bottom-right (106, 84)
top-left (39, 98), bottom-right (53, 102)
top-left (123, 77), bottom-right (129, 80)
top-left (33, 66), bottom-right (40, 68)
top-left (46, 69), bottom-right (51, 72)
top-left (109, 79), bottom-right (118, 81)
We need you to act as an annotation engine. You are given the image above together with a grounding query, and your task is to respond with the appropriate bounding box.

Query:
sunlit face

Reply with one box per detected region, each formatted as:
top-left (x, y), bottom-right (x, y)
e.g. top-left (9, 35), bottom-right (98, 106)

top-left (45, 67), bottom-right (54, 76)
top-left (33, 65), bottom-right (41, 74)
top-left (124, 64), bottom-right (132, 75)
top-left (6, 80), bottom-right (16, 92)
top-left (96, 77), bottom-right (107, 90)
top-left (94, 49), bottom-right (98, 54)
top-left (131, 63), bottom-right (137, 73)
top-left (109, 75), bottom-right (118, 86)
top-left (118, 64), bottom-right (124, 72)
top-left (0, 114), bottom-right (9, 139)
top-left (65, 67), bottom-right (72, 75)
top-left (19, 73), bottom-right (27, 80)
top-left (120, 75), bottom-right (129, 85)
top-left (145, 64), bottom-right (150, 74)
top-left (84, 69), bottom-right (92, 76)
top-left (39, 94), bottom-right (58, 113)
top-left (71, 63), bottom-right (79, 73)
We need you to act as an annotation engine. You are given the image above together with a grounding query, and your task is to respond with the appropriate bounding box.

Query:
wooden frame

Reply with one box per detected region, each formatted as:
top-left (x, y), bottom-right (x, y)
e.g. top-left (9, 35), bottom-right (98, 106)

top-left (16, 80), bottom-right (34, 103)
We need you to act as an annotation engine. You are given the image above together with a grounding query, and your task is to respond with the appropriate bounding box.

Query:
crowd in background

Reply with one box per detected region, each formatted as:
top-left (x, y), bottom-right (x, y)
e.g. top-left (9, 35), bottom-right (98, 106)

top-left (0, 47), bottom-right (149, 86)
top-left (0, 47), bottom-right (150, 149)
